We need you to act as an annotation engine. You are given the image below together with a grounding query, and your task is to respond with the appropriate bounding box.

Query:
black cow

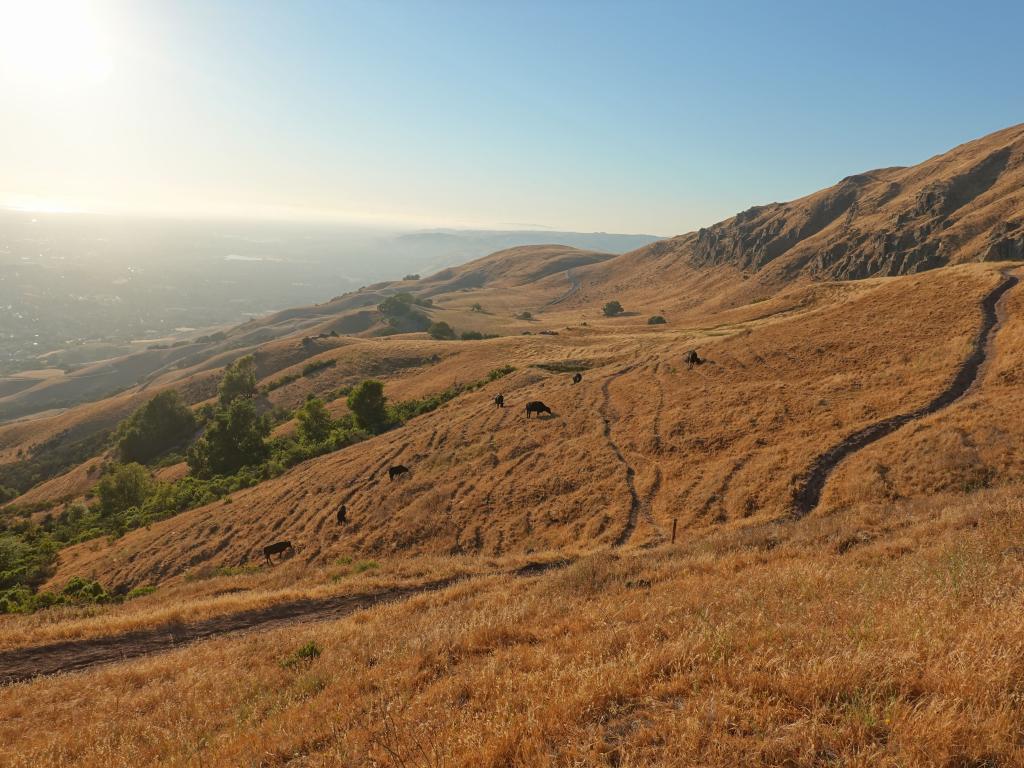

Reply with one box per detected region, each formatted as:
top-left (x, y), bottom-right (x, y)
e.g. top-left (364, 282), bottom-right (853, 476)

top-left (525, 401), bottom-right (552, 419)
top-left (337, 504), bottom-right (347, 524)
top-left (263, 540), bottom-right (294, 565)
top-left (572, 372), bottom-right (582, 384)
top-left (684, 350), bottom-right (705, 370)
top-left (388, 464), bottom-right (410, 481)
top-left (494, 394), bottom-right (505, 408)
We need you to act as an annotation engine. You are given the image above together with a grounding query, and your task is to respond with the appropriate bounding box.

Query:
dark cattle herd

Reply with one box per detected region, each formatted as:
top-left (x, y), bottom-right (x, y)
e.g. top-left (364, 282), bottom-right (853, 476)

top-left (262, 350), bottom-right (704, 563)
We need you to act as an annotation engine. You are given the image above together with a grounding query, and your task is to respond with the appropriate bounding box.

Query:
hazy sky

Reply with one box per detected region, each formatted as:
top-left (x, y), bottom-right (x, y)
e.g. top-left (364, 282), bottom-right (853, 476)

top-left (1, 0), bottom-right (1021, 235)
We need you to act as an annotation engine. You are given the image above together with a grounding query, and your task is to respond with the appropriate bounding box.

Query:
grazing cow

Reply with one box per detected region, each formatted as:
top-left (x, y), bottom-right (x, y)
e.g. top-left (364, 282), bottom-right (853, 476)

top-left (494, 394), bottom-right (505, 408)
top-left (337, 504), bottom-right (347, 524)
top-left (525, 401), bottom-right (552, 419)
top-left (684, 349), bottom-right (705, 370)
top-left (572, 372), bottom-right (583, 384)
top-left (263, 540), bottom-right (294, 565)
top-left (388, 464), bottom-right (410, 481)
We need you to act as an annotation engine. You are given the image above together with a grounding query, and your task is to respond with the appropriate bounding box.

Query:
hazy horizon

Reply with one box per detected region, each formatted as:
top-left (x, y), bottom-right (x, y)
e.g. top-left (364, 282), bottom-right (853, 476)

top-left (2, 1), bottom-right (1022, 235)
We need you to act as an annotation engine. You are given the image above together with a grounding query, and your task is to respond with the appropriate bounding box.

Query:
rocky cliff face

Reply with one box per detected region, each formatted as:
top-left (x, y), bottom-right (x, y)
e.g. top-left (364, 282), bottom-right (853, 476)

top-left (632, 123), bottom-right (1024, 284)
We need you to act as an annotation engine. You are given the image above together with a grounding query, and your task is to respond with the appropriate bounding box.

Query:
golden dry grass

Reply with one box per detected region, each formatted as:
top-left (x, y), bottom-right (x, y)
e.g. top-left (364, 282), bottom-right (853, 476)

top-left (42, 263), bottom-right (1011, 592)
top-left (5, 484), bottom-right (1024, 765)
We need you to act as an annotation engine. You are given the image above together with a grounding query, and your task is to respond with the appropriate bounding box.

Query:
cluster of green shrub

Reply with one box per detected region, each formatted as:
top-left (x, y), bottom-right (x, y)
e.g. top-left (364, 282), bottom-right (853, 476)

top-left (603, 300), bottom-right (625, 317)
top-left (301, 358), bottom-right (336, 377)
top-left (377, 292), bottom-right (433, 332)
top-left (115, 389), bottom-right (197, 464)
top-left (262, 372), bottom-right (300, 392)
top-left (0, 571), bottom-right (159, 614)
top-left (0, 361), bottom-right (517, 613)
top-left (427, 321), bottom-right (497, 341)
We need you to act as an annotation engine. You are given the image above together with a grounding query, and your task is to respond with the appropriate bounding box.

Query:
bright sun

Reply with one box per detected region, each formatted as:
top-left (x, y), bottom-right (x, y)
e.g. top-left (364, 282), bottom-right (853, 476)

top-left (0, 0), bottom-right (114, 88)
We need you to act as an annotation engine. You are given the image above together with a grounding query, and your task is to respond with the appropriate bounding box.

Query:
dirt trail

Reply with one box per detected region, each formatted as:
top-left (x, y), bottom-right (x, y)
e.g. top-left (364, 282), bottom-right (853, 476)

top-left (0, 560), bottom-right (571, 686)
top-left (600, 365), bottom-right (642, 546)
top-left (543, 268), bottom-right (581, 308)
top-left (791, 270), bottom-right (1019, 517)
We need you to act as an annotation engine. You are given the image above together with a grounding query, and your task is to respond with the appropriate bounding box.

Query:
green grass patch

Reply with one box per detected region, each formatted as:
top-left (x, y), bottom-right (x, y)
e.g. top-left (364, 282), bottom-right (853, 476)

top-left (281, 640), bottom-right (321, 669)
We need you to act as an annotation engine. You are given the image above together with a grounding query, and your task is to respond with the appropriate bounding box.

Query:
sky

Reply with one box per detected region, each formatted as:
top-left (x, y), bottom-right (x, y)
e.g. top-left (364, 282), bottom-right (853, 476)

top-left (0, 0), bottom-right (1021, 236)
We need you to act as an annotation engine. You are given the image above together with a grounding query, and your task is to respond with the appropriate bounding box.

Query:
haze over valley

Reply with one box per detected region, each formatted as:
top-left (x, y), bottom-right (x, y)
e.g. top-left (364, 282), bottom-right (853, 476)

top-left (0, 210), bottom-right (655, 377)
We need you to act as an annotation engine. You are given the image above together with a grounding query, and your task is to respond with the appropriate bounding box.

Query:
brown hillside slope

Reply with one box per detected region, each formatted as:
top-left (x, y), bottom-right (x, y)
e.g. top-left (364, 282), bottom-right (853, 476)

top-left (47, 264), bottom-right (1016, 591)
top-left (572, 123), bottom-right (1024, 314)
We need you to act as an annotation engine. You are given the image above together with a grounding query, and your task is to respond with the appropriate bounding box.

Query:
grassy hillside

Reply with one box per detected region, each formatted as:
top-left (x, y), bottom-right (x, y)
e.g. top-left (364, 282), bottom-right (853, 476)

top-left (4, 127), bottom-right (1024, 765)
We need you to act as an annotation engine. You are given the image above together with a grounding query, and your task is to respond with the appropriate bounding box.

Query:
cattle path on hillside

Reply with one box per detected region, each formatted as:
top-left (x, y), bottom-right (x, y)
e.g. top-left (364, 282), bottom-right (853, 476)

top-left (600, 365), bottom-right (642, 546)
top-left (543, 269), bottom-right (582, 308)
top-left (0, 559), bottom-right (571, 686)
top-left (790, 269), bottom-right (1019, 517)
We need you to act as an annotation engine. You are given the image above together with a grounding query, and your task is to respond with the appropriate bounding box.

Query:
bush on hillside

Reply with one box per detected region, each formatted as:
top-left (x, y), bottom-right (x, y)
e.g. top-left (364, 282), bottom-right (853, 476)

top-left (115, 390), bottom-right (197, 464)
top-left (648, 315), bottom-right (667, 325)
top-left (296, 396), bottom-right (332, 444)
top-left (187, 399), bottom-right (271, 478)
top-left (347, 380), bottom-right (388, 434)
top-left (95, 462), bottom-right (153, 518)
top-left (428, 321), bottom-right (457, 340)
top-left (218, 355), bottom-right (257, 407)
top-left (603, 300), bottom-right (625, 317)
top-left (301, 358), bottom-right (336, 377)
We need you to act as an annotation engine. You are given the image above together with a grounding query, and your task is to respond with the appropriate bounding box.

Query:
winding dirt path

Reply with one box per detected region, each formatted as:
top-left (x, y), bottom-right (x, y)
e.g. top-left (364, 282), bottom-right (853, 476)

top-left (0, 559), bottom-right (571, 686)
top-left (790, 270), bottom-right (1019, 517)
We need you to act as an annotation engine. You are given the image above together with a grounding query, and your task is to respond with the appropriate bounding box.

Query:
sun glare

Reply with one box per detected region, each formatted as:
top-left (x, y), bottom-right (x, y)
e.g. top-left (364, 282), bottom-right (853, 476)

top-left (0, 0), bottom-right (114, 88)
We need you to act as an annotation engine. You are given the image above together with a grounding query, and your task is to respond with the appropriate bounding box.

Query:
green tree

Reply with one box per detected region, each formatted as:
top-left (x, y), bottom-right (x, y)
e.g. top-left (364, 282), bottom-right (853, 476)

top-left (218, 355), bottom-right (257, 407)
top-left (96, 463), bottom-right (153, 516)
top-left (377, 293), bottom-right (416, 317)
top-left (647, 315), bottom-right (667, 325)
top-left (347, 380), bottom-right (388, 433)
top-left (296, 396), bottom-right (332, 444)
top-left (115, 389), bottom-right (197, 464)
top-left (187, 399), bottom-right (271, 477)
top-left (470, 302), bottom-right (484, 312)
top-left (428, 321), bottom-right (456, 340)
top-left (603, 300), bottom-right (624, 317)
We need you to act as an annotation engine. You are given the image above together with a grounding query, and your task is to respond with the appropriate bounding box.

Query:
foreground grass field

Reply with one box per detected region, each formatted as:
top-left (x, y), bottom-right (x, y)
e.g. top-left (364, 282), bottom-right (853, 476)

top-left (4, 484), bottom-right (1024, 766)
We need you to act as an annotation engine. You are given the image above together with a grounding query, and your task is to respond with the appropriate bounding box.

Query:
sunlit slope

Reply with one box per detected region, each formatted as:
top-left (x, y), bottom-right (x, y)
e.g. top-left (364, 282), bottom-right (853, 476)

top-left (570, 123), bottom-right (1024, 315)
top-left (48, 264), bottom-right (1013, 590)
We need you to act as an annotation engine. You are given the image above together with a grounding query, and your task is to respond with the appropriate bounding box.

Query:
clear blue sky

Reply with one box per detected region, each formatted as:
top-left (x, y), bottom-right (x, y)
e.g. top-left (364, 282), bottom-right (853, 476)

top-left (1, 0), bottom-right (1021, 234)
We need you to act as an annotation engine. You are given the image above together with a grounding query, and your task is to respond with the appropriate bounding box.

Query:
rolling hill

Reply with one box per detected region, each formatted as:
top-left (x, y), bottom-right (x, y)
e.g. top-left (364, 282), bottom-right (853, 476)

top-left (3, 124), bottom-right (1024, 765)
